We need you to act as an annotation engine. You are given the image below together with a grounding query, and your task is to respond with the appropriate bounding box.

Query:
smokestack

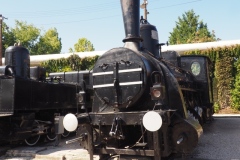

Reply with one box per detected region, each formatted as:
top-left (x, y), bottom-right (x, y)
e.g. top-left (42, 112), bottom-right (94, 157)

top-left (120, 0), bottom-right (142, 50)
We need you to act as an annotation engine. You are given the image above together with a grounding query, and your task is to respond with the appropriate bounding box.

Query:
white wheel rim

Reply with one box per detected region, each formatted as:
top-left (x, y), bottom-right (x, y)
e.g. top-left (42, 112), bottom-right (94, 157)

top-left (24, 120), bottom-right (41, 146)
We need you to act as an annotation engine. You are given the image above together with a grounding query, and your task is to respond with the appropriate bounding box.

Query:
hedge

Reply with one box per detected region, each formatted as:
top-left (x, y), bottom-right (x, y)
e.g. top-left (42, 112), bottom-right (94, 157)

top-left (40, 54), bottom-right (99, 74)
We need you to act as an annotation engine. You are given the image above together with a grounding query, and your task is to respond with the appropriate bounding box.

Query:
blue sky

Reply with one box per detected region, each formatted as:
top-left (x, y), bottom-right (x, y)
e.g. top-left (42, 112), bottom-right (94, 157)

top-left (1, 0), bottom-right (240, 53)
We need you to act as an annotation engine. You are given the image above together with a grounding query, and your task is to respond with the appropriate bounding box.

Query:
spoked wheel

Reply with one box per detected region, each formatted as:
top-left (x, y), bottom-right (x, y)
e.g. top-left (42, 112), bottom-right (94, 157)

top-left (46, 125), bottom-right (57, 141)
top-left (24, 120), bottom-right (41, 146)
top-left (61, 129), bottom-right (70, 138)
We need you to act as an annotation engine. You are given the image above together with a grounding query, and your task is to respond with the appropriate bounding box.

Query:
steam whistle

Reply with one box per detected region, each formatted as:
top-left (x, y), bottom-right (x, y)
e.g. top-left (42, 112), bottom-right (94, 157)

top-left (140, 0), bottom-right (149, 20)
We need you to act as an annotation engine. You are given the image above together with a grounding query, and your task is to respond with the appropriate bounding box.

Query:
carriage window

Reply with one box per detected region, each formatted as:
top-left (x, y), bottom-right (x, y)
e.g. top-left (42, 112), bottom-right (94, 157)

top-left (191, 61), bottom-right (201, 76)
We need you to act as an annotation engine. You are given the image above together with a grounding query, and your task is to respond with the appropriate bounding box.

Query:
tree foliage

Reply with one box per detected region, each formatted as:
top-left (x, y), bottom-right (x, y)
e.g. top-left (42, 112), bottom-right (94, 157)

top-left (69, 38), bottom-right (95, 52)
top-left (40, 55), bottom-right (99, 73)
top-left (230, 50), bottom-right (240, 110)
top-left (33, 28), bottom-right (62, 55)
top-left (12, 20), bottom-right (40, 53)
top-left (2, 22), bottom-right (15, 56)
top-left (2, 20), bottom-right (62, 55)
top-left (169, 10), bottom-right (217, 45)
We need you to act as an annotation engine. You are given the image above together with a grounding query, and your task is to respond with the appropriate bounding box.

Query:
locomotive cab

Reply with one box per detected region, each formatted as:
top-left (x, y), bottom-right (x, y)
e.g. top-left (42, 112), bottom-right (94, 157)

top-left (162, 50), bottom-right (214, 122)
top-left (181, 55), bottom-right (214, 120)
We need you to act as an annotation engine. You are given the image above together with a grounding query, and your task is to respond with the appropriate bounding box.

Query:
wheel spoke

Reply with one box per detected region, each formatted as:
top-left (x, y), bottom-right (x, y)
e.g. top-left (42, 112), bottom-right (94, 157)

top-left (24, 120), bottom-right (41, 146)
top-left (46, 125), bottom-right (57, 141)
top-left (25, 135), bottom-right (40, 146)
top-left (61, 129), bottom-right (70, 137)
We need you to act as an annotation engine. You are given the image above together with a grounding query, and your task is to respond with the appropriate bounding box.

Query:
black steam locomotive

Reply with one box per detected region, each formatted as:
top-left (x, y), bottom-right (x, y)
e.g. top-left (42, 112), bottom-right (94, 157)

top-left (0, 46), bottom-right (88, 145)
top-left (62, 0), bottom-right (214, 159)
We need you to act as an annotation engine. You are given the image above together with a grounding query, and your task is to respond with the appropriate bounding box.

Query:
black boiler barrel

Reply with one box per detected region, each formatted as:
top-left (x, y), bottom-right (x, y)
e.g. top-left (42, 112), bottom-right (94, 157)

top-left (5, 46), bottom-right (30, 79)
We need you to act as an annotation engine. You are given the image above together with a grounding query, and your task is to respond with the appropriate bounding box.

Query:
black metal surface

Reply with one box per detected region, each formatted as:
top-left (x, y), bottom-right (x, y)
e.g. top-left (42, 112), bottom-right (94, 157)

top-left (140, 21), bottom-right (160, 59)
top-left (30, 66), bottom-right (46, 81)
top-left (49, 70), bottom-right (92, 88)
top-left (0, 78), bottom-right (14, 115)
top-left (171, 118), bottom-right (202, 154)
top-left (153, 131), bottom-right (161, 160)
top-left (5, 46), bottom-right (30, 79)
top-left (14, 78), bottom-right (79, 110)
top-left (181, 55), bottom-right (208, 82)
top-left (121, 0), bottom-right (142, 43)
top-left (0, 76), bottom-right (81, 142)
top-left (161, 51), bottom-right (181, 67)
top-left (92, 47), bottom-right (149, 111)
top-left (84, 110), bottom-right (169, 126)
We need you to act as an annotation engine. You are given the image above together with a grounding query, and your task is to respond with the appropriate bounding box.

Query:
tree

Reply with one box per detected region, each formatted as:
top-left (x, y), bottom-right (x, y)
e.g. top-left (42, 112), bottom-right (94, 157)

top-left (70, 38), bottom-right (95, 52)
top-left (12, 20), bottom-right (40, 53)
top-left (2, 22), bottom-right (15, 56)
top-left (68, 48), bottom-right (74, 53)
top-left (33, 28), bottom-right (62, 55)
top-left (2, 20), bottom-right (62, 55)
top-left (169, 10), bottom-right (217, 45)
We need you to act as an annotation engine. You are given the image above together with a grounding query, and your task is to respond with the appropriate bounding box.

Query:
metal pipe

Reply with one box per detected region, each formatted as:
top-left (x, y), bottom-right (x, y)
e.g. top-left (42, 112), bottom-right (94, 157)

top-left (162, 39), bottom-right (240, 54)
top-left (120, 0), bottom-right (141, 42)
top-left (176, 136), bottom-right (184, 144)
top-left (66, 137), bottom-right (82, 144)
top-left (120, 0), bottom-right (142, 52)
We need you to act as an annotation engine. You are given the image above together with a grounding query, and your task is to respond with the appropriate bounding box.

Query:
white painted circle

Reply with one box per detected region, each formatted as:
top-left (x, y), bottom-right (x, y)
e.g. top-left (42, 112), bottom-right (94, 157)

top-left (63, 113), bottom-right (78, 132)
top-left (143, 111), bottom-right (162, 132)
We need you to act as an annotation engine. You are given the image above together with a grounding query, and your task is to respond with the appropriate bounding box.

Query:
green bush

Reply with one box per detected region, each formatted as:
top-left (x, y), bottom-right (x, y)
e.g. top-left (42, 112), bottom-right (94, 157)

top-left (230, 59), bottom-right (240, 110)
top-left (40, 54), bottom-right (99, 74)
top-left (214, 102), bottom-right (220, 113)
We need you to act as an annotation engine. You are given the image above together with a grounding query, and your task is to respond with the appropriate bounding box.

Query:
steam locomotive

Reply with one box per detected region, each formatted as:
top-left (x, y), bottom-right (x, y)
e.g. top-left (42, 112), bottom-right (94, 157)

top-left (62, 0), bottom-right (214, 159)
top-left (0, 46), bottom-right (87, 145)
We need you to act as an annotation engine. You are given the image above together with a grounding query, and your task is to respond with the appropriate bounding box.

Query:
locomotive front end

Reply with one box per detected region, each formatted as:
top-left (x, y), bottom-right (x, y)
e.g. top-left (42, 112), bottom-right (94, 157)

top-left (63, 0), bottom-right (205, 159)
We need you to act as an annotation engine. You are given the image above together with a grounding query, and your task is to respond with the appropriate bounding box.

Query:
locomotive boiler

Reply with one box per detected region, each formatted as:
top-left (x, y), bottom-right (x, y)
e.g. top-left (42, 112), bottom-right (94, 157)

top-left (0, 46), bottom-right (88, 145)
top-left (62, 0), bottom-right (214, 159)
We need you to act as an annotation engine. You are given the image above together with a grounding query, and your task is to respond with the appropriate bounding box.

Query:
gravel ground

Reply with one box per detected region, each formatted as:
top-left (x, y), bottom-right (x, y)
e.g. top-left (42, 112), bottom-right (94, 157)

top-left (0, 136), bottom-right (99, 160)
